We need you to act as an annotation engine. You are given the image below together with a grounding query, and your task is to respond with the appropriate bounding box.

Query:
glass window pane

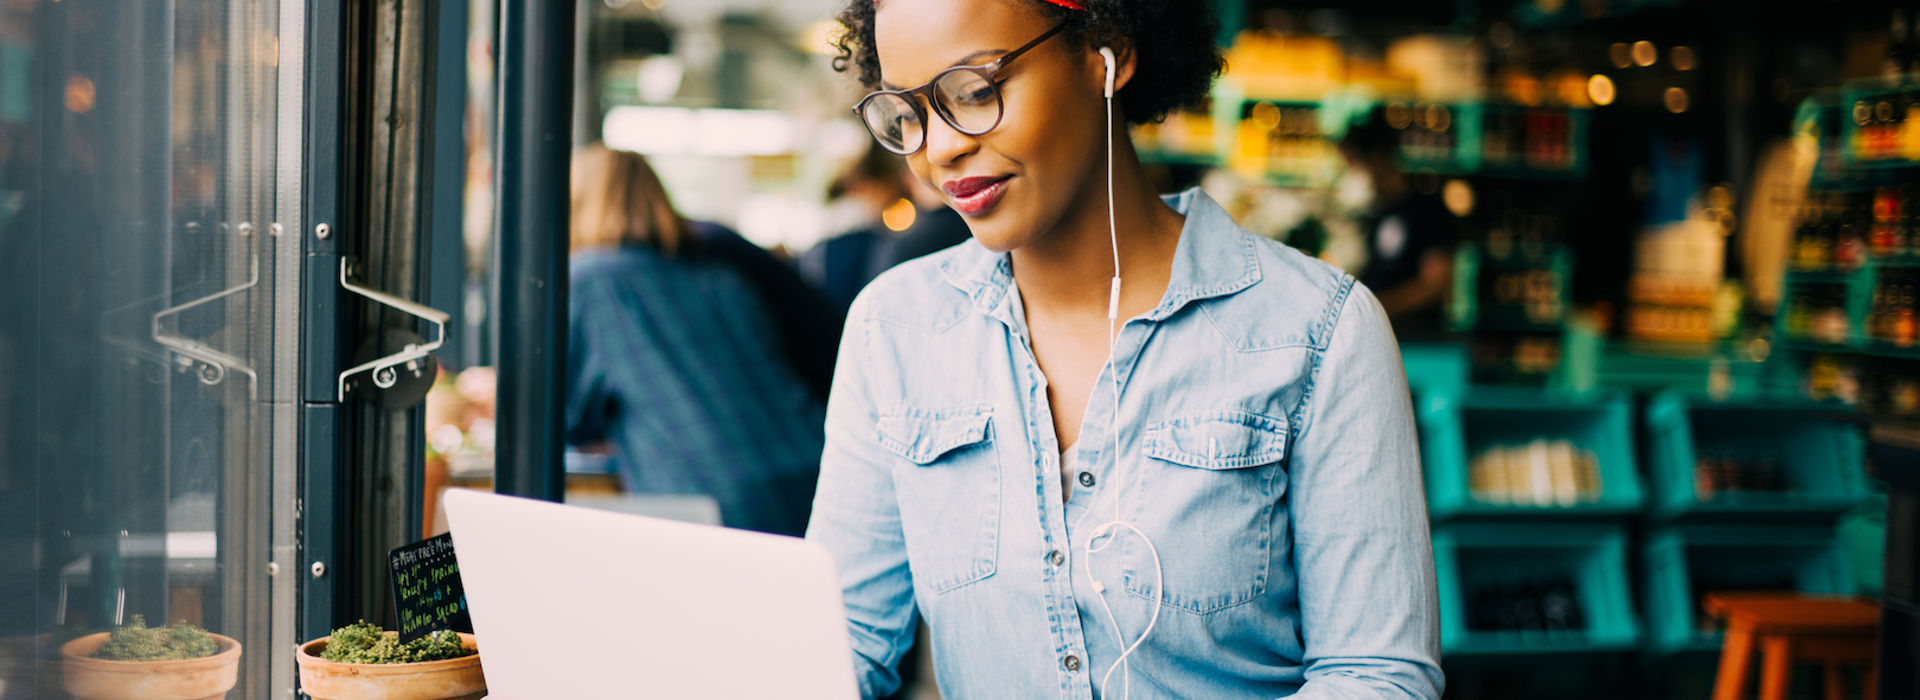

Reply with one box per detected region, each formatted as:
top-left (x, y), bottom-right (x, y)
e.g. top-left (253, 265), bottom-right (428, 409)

top-left (0, 1), bottom-right (302, 698)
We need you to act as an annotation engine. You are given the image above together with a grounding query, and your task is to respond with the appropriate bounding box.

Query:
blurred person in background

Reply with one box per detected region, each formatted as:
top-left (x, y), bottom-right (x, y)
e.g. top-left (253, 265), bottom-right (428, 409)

top-left (566, 143), bottom-right (824, 537)
top-left (802, 143), bottom-right (918, 314)
top-left (1339, 107), bottom-right (1458, 338)
top-left (688, 218), bottom-right (843, 403)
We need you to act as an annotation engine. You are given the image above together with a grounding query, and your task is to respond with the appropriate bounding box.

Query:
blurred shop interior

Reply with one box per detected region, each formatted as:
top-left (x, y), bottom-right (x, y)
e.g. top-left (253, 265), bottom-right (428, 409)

top-left (4, 0), bottom-right (1920, 698)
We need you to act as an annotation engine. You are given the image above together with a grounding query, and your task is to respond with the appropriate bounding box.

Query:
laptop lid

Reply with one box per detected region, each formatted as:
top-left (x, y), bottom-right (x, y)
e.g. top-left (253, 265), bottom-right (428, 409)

top-left (442, 489), bottom-right (858, 699)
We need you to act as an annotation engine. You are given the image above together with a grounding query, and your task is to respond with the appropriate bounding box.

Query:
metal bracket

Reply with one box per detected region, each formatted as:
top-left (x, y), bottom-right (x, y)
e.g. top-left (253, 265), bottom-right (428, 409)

top-left (152, 222), bottom-right (260, 397)
top-left (336, 257), bottom-right (451, 401)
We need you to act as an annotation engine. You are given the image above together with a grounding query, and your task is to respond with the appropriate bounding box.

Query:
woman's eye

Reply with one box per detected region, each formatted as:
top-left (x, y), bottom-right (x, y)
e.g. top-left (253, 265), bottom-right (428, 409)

top-left (955, 86), bottom-right (994, 105)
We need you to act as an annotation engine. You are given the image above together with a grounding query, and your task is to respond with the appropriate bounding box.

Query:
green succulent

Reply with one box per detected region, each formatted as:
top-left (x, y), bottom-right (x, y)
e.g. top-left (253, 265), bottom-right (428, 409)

top-left (92, 616), bottom-right (219, 662)
top-left (321, 621), bottom-right (472, 664)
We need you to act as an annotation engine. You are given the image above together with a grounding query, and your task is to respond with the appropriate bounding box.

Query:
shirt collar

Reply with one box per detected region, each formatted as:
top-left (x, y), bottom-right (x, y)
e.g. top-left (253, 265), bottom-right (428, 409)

top-left (937, 187), bottom-right (1263, 323)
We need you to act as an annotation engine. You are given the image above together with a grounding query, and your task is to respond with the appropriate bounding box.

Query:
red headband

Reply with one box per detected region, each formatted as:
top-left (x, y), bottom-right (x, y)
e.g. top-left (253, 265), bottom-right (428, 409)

top-left (1040, 0), bottom-right (1088, 8)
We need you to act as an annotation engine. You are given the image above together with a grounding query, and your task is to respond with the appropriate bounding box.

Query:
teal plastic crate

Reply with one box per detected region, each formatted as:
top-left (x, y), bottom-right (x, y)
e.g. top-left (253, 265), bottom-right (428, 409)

top-left (1419, 388), bottom-right (1644, 520)
top-left (1401, 342), bottom-right (1469, 398)
top-left (1642, 526), bottom-right (1853, 655)
top-left (1644, 393), bottom-right (1869, 521)
top-left (1588, 340), bottom-right (1783, 400)
top-left (1434, 525), bottom-right (1640, 655)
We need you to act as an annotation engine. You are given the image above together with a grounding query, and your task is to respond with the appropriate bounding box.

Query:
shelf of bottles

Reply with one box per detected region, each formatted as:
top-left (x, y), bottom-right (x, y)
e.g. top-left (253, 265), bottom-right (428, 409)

top-left (1783, 88), bottom-right (1920, 417)
top-left (1476, 104), bottom-right (1588, 180)
top-left (1449, 206), bottom-right (1572, 383)
top-left (1133, 105), bottom-right (1221, 169)
top-left (1225, 98), bottom-right (1341, 187)
top-left (1842, 76), bottom-right (1920, 170)
top-left (1194, 93), bottom-right (1592, 188)
top-left (1783, 191), bottom-right (1920, 355)
top-left (1386, 100), bottom-right (1588, 180)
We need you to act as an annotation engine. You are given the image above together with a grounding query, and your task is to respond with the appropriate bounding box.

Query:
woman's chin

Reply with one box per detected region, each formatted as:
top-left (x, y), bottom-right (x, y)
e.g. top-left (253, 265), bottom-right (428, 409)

top-left (961, 222), bottom-right (1034, 254)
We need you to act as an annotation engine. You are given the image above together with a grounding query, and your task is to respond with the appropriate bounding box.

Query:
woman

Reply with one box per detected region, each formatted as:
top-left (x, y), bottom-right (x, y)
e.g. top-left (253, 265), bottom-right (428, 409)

top-left (566, 144), bottom-right (824, 537)
top-left (805, 1), bottom-right (1442, 698)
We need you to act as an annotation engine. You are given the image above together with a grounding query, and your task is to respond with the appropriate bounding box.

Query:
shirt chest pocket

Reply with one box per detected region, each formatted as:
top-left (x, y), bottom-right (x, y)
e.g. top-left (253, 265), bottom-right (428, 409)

top-left (876, 406), bottom-right (1001, 593)
top-left (1125, 410), bottom-right (1290, 614)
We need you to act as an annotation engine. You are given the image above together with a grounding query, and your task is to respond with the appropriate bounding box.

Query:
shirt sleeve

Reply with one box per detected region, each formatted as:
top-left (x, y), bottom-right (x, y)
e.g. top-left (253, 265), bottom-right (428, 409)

top-left (1285, 283), bottom-right (1445, 700)
top-left (804, 299), bottom-right (920, 699)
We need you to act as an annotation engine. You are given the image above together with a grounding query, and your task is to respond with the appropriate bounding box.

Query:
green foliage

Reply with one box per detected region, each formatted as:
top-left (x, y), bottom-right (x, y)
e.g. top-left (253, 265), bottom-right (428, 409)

top-left (321, 622), bottom-right (472, 664)
top-left (92, 616), bottom-right (219, 662)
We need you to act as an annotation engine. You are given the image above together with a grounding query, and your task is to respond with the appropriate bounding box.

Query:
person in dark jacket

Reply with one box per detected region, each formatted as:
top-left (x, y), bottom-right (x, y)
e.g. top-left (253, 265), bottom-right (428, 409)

top-left (565, 144), bottom-right (824, 536)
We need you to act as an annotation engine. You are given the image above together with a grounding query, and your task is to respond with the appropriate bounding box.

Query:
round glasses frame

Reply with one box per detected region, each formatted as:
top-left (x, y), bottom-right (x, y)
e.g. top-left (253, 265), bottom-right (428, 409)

top-left (852, 23), bottom-right (1069, 155)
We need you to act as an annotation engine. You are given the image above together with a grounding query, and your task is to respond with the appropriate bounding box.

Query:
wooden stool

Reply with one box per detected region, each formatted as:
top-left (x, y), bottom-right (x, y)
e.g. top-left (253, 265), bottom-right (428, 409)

top-left (1707, 593), bottom-right (1880, 700)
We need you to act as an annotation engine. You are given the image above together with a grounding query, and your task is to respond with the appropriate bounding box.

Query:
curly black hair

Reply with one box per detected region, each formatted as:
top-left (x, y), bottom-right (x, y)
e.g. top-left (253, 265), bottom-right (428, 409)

top-left (831, 0), bottom-right (1224, 125)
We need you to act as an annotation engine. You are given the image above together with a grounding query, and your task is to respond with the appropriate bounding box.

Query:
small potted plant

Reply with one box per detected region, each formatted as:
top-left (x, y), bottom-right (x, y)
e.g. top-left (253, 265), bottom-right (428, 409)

top-left (59, 616), bottom-right (241, 700)
top-left (295, 622), bottom-right (484, 700)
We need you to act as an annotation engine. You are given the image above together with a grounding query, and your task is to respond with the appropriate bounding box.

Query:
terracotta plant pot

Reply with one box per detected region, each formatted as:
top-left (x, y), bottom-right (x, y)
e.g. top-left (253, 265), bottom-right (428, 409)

top-left (295, 633), bottom-right (484, 700)
top-left (59, 632), bottom-right (241, 700)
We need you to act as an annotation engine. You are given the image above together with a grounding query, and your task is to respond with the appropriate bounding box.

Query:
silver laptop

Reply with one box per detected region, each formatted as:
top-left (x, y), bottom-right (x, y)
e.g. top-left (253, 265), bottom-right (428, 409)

top-left (442, 489), bottom-right (858, 699)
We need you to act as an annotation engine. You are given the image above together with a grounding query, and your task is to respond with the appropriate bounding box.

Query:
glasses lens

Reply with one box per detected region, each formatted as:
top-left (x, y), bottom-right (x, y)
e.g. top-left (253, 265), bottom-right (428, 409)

top-left (934, 69), bottom-right (1000, 135)
top-left (860, 93), bottom-right (922, 154)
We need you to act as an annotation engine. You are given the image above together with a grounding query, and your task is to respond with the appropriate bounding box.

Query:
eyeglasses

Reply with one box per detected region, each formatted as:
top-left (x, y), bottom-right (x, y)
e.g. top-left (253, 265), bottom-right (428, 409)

top-left (852, 23), bottom-right (1068, 156)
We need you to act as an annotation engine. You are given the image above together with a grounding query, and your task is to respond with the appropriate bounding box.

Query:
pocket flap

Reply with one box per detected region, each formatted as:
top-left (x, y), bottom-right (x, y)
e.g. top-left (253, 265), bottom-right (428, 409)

top-left (1143, 410), bottom-right (1289, 470)
top-left (876, 407), bottom-right (994, 465)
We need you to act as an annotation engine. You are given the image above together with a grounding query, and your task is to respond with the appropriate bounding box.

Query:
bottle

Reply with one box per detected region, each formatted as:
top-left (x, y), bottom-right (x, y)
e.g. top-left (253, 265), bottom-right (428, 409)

top-left (1898, 285), bottom-right (1918, 347)
top-left (1872, 286), bottom-right (1888, 340)
top-left (1788, 292), bottom-right (1812, 338)
top-left (1838, 221), bottom-right (1866, 270)
top-left (1695, 454), bottom-right (1718, 502)
top-left (1874, 189), bottom-right (1898, 257)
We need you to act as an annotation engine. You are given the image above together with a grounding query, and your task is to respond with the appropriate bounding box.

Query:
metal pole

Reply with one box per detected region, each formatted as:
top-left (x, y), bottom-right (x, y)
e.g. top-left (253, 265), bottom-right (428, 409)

top-left (494, 0), bottom-right (573, 501)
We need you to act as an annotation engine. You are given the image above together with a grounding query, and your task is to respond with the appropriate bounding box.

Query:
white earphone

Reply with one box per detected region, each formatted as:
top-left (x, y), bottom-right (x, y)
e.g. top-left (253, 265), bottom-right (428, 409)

top-left (1076, 43), bottom-right (1165, 700)
top-left (1100, 46), bottom-right (1116, 99)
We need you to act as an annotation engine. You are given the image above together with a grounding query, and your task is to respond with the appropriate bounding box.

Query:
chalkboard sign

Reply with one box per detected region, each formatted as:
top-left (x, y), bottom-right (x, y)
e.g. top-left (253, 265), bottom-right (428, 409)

top-left (388, 533), bottom-right (473, 642)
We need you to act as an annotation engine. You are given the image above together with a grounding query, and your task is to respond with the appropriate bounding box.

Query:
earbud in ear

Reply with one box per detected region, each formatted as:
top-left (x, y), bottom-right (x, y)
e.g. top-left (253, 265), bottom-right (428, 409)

top-left (1098, 47), bottom-right (1116, 99)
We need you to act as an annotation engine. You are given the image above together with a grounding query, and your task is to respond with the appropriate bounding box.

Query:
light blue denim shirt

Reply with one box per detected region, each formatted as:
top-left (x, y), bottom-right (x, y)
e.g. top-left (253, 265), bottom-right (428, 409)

top-left (807, 188), bottom-right (1442, 699)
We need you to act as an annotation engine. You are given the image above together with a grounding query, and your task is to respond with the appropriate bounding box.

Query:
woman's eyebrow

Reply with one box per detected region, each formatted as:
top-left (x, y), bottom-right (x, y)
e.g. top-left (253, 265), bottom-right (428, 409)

top-left (879, 49), bottom-right (1009, 90)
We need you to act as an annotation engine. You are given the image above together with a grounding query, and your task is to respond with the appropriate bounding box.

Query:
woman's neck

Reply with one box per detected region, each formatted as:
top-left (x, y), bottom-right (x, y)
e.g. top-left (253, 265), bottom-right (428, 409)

top-left (1009, 137), bottom-right (1183, 322)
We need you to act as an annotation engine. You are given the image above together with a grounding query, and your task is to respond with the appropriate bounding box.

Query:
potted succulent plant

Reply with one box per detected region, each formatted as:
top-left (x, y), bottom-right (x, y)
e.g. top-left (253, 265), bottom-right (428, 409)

top-left (295, 622), bottom-right (484, 700)
top-left (58, 616), bottom-right (241, 700)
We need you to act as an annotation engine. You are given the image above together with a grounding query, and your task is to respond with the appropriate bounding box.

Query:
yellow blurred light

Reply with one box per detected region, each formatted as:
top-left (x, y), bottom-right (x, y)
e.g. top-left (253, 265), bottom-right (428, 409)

top-left (1632, 40), bottom-right (1657, 67)
top-left (64, 75), bottom-right (95, 114)
top-left (1504, 75), bottom-right (1544, 107)
top-left (1251, 102), bottom-right (1282, 131)
top-left (1551, 71), bottom-right (1589, 106)
top-left (1587, 74), bottom-right (1616, 106)
top-left (1664, 87), bottom-right (1689, 114)
top-left (1706, 185), bottom-right (1734, 210)
top-left (1671, 45), bottom-right (1696, 71)
top-left (640, 0), bottom-right (666, 9)
top-left (882, 198), bottom-right (917, 232)
top-left (1608, 42), bottom-right (1631, 69)
top-left (1385, 102), bottom-right (1413, 130)
top-left (1443, 179), bottom-right (1475, 218)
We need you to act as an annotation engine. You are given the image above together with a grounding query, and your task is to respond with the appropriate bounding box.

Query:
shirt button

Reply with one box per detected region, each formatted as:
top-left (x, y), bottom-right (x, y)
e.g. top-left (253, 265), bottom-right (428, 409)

top-left (1049, 550), bottom-right (1066, 567)
top-left (1078, 471), bottom-right (1096, 488)
top-left (1063, 654), bottom-right (1082, 671)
